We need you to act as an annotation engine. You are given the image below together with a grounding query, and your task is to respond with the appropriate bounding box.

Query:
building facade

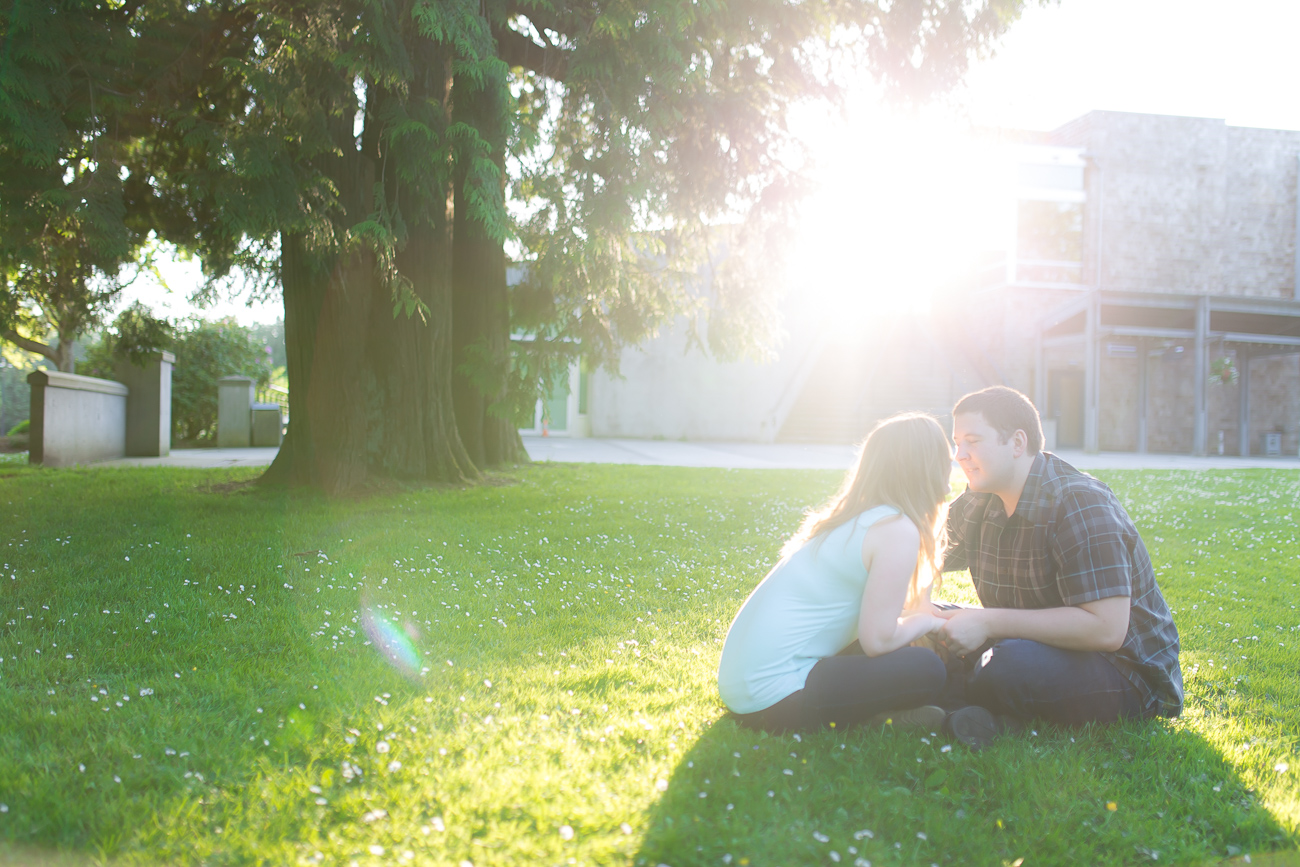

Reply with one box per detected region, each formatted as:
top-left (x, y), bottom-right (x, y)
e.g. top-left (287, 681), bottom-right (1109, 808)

top-left (531, 111), bottom-right (1300, 456)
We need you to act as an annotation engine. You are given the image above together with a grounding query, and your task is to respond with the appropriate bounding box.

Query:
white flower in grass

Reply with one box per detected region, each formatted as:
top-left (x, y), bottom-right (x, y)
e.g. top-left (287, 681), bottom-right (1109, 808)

top-left (813, 832), bottom-right (829, 843)
top-left (1276, 762), bottom-right (1290, 773)
top-left (376, 741), bottom-right (390, 754)
top-left (559, 825), bottom-right (575, 841)
top-left (368, 845), bottom-right (384, 855)
top-left (655, 779), bottom-right (668, 792)
top-left (916, 832), bottom-right (927, 841)
top-left (387, 760), bottom-right (402, 772)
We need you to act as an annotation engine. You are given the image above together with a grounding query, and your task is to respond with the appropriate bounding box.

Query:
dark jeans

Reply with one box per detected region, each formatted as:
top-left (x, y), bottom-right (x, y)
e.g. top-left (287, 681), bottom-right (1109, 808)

top-left (735, 644), bottom-right (946, 734)
top-left (941, 638), bottom-right (1148, 726)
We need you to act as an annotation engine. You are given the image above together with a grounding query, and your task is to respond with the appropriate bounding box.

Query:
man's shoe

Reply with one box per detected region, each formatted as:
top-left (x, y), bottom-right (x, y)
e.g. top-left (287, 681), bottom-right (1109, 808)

top-left (868, 704), bottom-right (947, 731)
top-left (943, 705), bottom-right (1023, 750)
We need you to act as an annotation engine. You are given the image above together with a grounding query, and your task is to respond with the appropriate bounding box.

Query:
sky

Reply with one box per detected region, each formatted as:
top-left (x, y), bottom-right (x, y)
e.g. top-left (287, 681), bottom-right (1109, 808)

top-left (121, 0), bottom-right (1300, 327)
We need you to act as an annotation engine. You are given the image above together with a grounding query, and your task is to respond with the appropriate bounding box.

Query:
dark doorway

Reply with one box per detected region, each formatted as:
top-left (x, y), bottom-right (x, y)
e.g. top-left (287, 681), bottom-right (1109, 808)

top-left (1048, 370), bottom-right (1085, 448)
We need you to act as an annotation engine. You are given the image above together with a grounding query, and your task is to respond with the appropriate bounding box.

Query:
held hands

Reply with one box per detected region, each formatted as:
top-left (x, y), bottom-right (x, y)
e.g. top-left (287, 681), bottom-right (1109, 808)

top-left (938, 609), bottom-right (993, 657)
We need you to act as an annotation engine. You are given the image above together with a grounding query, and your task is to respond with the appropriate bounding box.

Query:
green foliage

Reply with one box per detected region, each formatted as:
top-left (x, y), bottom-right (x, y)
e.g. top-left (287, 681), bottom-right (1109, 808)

top-left (5, 418), bottom-right (28, 436)
top-left (0, 465), bottom-right (1298, 864)
top-left (170, 318), bottom-right (273, 444)
top-left (0, 2), bottom-right (215, 366)
top-left (5, 1), bottom-right (1036, 483)
top-left (76, 303), bottom-right (176, 381)
top-left (507, 0), bottom-right (1034, 377)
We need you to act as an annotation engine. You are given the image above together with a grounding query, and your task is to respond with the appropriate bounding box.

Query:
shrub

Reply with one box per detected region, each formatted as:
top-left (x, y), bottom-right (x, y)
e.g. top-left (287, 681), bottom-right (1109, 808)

top-left (171, 318), bottom-right (272, 444)
top-left (6, 418), bottom-right (28, 436)
top-left (76, 303), bottom-right (175, 381)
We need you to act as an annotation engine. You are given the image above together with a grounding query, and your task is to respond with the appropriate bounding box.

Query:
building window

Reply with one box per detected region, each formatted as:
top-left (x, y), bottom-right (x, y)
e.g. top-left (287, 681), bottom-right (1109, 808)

top-left (1015, 200), bottom-right (1084, 284)
top-left (1010, 145), bottom-right (1087, 288)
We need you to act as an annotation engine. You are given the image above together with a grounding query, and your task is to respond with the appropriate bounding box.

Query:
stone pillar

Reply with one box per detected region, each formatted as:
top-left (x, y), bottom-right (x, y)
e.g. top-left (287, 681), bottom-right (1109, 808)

top-left (27, 371), bottom-right (128, 466)
top-left (1083, 292), bottom-right (1100, 454)
top-left (1033, 331), bottom-right (1046, 417)
top-left (1136, 338), bottom-right (1148, 454)
top-left (251, 404), bottom-right (283, 447)
top-left (1238, 349), bottom-right (1251, 457)
top-left (1193, 296), bottom-right (1209, 456)
top-left (115, 351), bottom-right (175, 457)
top-left (217, 376), bottom-right (254, 448)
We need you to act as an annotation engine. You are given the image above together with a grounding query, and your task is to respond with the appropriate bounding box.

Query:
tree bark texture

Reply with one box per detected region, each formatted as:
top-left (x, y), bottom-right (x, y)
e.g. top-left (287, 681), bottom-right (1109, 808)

top-left (451, 68), bottom-right (526, 468)
top-left (264, 27), bottom-right (477, 492)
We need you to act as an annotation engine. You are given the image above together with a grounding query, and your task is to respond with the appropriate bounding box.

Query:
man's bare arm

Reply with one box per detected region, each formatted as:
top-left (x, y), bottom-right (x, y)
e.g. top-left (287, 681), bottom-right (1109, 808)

top-left (939, 596), bottom-right (1130, 655)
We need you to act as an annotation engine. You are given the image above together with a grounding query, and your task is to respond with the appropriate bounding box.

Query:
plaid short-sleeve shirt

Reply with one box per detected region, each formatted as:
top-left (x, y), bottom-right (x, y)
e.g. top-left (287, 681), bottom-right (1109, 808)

top-left (943, 452), bottom-right (1183, 718)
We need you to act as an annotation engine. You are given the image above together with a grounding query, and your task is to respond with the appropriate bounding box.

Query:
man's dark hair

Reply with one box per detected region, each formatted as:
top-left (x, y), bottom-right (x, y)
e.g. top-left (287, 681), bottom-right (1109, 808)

top-left (953, 386), bottom-right (1044, 454)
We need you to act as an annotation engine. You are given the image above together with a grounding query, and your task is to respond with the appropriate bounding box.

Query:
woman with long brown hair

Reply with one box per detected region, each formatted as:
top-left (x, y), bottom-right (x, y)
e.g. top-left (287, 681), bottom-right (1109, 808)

top-left (718, 412), bottom-right (952, 733)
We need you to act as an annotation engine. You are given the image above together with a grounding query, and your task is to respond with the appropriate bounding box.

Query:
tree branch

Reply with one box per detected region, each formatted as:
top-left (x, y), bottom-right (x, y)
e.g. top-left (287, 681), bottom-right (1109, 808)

top-left (493, 24), bottom-right (569, 81)
top-left (2, 329), bottom-right (57, 364)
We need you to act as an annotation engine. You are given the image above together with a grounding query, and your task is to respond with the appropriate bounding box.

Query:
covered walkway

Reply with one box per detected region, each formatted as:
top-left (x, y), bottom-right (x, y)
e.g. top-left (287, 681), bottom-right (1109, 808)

top-left (1037, 290), bottom-right (1300, 455)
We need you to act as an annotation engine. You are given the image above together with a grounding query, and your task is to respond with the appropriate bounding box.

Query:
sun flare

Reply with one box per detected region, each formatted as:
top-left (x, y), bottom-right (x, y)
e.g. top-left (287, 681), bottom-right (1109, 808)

top-left (785, 103), bottom-right (1015, 331)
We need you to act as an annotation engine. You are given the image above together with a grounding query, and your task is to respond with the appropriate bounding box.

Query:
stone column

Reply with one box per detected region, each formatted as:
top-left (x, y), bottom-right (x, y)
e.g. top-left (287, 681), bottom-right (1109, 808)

top-left (251, 404), bottom-right (283, 447)
top-left (1238, 349), bottom-right (1251, 457)
top-left (115, 351), bottom-right (175, 457)
top-left (1083, 291), bottom-right (1100, 454)
top-left (1193, 296), bottom-right (1209, 456)
top-left (217, 376), bottom-right (255, 448)
top-left (1136, 338), bottom-right (1148, 454)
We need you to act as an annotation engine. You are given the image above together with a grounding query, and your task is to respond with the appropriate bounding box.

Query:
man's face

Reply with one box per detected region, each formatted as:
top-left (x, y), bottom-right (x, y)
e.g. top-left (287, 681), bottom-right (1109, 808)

top-left (952, 412), bottom-right (1020, 493)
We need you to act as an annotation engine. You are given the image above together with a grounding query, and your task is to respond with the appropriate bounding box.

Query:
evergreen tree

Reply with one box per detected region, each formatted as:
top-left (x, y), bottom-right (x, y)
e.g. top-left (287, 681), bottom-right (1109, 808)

top-left (3, 0), bottom-right (1031, 492)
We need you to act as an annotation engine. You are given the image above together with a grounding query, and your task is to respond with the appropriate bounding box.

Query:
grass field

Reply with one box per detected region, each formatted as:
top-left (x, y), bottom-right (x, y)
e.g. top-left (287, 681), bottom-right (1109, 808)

top-left (1, 460), bottom-right (1298, 866)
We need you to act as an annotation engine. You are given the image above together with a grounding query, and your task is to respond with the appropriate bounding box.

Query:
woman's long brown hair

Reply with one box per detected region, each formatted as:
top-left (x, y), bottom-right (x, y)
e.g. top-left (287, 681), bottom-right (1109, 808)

top-left (784, 412), bottom-right (952, 605)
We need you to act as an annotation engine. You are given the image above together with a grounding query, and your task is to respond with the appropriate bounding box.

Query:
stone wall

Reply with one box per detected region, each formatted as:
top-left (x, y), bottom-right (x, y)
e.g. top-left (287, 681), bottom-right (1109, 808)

top-left (28, 371), bottom-right (128, 466)
top-left (1248, 354), bottom-right (1300, 455)
top-left (1055, 111), bottom-right (1300, 299)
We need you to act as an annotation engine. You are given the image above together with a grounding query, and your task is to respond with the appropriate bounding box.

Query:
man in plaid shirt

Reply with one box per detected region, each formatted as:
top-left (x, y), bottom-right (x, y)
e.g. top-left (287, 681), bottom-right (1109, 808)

top-left (937, 387), bottom-right (1182, 747)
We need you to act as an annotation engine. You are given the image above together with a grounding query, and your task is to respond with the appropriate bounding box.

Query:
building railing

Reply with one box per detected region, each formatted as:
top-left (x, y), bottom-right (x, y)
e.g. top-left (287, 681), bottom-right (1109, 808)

top-left (257, 384), bottom-right (289, 424)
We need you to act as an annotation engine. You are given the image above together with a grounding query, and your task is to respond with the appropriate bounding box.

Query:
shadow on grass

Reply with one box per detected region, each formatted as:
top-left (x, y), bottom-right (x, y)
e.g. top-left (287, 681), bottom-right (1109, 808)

top-left (636, 714), bottom-right (1292, 867)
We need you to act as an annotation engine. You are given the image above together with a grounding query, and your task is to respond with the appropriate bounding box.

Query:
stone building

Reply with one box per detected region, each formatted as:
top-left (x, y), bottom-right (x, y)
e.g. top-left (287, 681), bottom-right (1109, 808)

top-left (960, 111), bottom-right (1300, 456)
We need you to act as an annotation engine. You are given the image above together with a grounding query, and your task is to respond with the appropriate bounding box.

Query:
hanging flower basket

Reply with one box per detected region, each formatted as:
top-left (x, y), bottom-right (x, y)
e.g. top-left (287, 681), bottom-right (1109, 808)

top-left (1209, 357), bottom-right (1238, 386)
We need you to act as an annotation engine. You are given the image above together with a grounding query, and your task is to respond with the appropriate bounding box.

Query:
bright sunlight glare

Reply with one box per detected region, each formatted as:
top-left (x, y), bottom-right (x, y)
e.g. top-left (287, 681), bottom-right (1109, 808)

top-left (784, 100), bottom-right (1013, 332)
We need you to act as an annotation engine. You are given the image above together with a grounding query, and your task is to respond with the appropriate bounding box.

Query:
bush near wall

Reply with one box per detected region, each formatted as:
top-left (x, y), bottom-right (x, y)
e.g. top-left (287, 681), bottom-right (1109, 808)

top-left (171, 318), bottom-right (272, 444)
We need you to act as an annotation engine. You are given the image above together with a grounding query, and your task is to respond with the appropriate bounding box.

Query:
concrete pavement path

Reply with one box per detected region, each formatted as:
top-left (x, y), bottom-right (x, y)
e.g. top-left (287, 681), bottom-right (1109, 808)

top-left (85, 437), bottom-right (1300, 471)
top-left (523, 436), bottom-right (1300, 471)
top-left (102, 447), bottom-right (281, 468)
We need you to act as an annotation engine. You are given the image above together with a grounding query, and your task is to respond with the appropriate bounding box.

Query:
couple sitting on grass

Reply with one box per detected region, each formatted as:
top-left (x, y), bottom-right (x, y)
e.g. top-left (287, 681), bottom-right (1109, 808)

top-left (718, 386), bottom-right (1183, 749)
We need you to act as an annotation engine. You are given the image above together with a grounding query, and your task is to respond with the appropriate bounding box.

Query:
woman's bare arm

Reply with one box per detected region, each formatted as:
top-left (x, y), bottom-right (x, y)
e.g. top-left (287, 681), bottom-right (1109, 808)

top-left (857, 515), bottom-right (943, 656)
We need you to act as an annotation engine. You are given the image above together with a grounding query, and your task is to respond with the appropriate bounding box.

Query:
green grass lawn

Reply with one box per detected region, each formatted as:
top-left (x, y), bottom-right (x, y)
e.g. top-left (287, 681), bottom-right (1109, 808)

top-left (1, 461), bottom-right (1298, 866)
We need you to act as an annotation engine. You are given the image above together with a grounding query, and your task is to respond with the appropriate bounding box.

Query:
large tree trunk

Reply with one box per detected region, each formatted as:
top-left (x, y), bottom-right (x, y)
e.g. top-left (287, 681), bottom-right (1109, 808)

top-left (451, 66), bottom-right (526, 468)
top-left (266, 23), bottom-right (476, 491)
top-left (262, 231), bottom-right (321, 486)
top-left (264, 153), bottom-right (378, 493)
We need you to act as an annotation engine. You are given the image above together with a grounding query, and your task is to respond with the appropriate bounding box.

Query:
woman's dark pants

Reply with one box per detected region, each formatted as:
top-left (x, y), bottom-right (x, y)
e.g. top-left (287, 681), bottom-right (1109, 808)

top-left (734, 645), bottom-right (946, 734)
